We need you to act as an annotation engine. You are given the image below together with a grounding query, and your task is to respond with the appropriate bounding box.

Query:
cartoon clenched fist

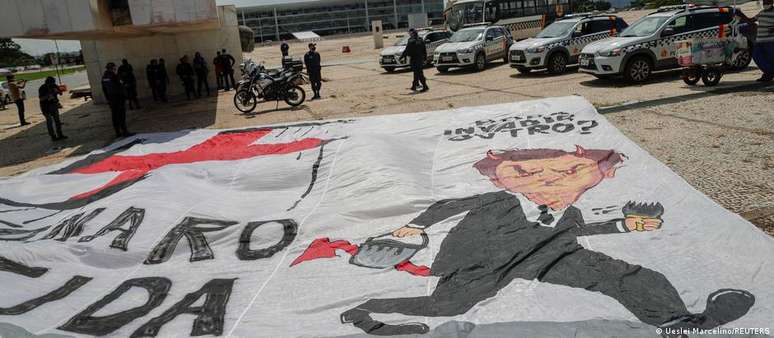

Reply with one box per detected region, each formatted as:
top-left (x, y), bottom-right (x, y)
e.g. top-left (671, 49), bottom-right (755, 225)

top-left (622, 201), bottom-right (665, 232)
top-left (392, 226), bottom-right (425, 238)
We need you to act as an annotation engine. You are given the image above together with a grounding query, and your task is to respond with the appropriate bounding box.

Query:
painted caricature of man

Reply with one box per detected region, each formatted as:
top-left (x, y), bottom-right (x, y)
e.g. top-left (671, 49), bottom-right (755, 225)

top-left (295, 146), bottom-right (754, 336)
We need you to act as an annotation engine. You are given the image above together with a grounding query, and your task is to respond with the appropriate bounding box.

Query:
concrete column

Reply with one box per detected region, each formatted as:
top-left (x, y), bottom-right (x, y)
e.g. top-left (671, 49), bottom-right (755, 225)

top-left (240, 9), bottom-right (246, 25)
top-left (364, 0), bottom-right (370, 31)
top-left (393, 0), bottom-right (398, 29)
top-left (273, 7), bottom-right (279, 41)
top-left (421, 0), bottom-right (426, 13)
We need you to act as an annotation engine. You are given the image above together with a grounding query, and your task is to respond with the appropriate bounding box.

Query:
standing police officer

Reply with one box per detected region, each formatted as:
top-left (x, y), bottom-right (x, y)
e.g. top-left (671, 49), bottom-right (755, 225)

top-left (399, 28), bottom-right (429, 92)
top-left (102, 62), bottom-right (132, 138)
top-left (304, 43), bottom-right (322, 100)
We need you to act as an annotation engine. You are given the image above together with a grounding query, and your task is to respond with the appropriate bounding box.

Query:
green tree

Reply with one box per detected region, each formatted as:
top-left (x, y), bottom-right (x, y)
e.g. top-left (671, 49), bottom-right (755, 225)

top-left (0, 38), bottom-right (36, 68)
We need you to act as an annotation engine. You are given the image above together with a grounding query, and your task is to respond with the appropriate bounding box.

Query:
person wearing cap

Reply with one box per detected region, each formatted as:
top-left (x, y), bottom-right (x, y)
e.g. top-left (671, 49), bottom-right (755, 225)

top-left (399, 28), bottom-right (429, 92)
top-left (38, 77), bottom-right (66, 141)
top-left (304, 42), bottom-right (323, 100)
top-left (5, 74), bottom-right (29, 126)
top-left (101, 62), bottom-right (132, 138)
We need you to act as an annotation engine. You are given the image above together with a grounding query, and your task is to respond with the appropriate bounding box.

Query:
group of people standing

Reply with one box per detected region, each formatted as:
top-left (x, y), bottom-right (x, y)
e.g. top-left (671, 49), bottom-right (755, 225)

top-left (282, 41), bottom-right (324, 100)
top-left (3, 74), bottom-right (67, 142)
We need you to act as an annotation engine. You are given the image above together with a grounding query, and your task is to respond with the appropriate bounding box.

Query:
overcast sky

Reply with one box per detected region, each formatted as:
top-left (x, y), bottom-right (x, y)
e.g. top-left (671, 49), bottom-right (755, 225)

top-left (12, 0), bottom-right (322, 56)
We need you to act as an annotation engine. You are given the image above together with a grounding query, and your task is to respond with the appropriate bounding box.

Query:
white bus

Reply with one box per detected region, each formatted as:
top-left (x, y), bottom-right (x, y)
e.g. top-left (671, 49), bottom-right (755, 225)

top-left (444, 0), bottom-right (573, 39)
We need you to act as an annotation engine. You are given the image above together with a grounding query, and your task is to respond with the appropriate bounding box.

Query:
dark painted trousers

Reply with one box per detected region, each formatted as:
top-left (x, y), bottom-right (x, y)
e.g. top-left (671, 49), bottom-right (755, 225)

top-left (309, 70), bottom-right (322, 97)
top-left (42, 110), bottom-right (63, 140)
top-left (410, 61), bottom-right (427, 89)
top-left (15, 99), bottom-right (26, 124)
top-left (109, 102), bottom-right (129, 137)
top-left (355, 248), bottom-right (690, 327)
top-left (196, 73), bottom-right (210, 97)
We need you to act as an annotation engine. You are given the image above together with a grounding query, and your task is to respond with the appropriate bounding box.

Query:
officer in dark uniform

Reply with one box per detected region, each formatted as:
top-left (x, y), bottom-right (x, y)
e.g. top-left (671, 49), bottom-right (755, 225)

top-left (101, 62), bottom-right (132, 138)
top-left (176, 55), bottom-right (196, 100)
top-left (38, 77), bottom-right (66, 142)
top-left (399, 28), bottom-right (429, 92)
top-left (303, 43), bottom-right (322, 100)
top-left (221, 49), bottom-right (237, 91)
top-left (281, 40), bottom-right (290, 58)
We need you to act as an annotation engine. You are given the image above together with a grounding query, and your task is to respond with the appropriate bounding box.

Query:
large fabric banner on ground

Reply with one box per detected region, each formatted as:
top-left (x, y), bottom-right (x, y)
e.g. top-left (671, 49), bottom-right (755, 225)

top-left (0, 96), bottom-right (772, 338)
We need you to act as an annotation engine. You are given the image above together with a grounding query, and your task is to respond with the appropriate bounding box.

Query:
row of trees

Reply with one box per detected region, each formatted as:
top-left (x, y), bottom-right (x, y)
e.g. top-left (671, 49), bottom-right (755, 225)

top-left (0, 38), bottom-right (37, 68)
top-left (1, 38), bottom-right (84, 69)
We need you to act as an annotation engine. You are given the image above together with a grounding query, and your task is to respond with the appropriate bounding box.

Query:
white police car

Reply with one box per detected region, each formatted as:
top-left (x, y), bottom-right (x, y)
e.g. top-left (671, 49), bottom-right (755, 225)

top-left (433, 25), bottom-right (513, 72)
top-left (579, 5), bottom-right (751, 82)
top-left (509, 14), bottom-right (628, 74)
top-left (379, 30), bottom-right (452, 72)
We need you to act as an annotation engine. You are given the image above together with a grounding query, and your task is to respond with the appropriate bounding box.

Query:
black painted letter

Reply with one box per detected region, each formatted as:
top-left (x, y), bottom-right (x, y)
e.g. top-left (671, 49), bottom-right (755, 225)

top-left (79, 207), bottom-right (145, 251)
top-left (59, 277), bottom-right (171, 336)
top-left (144, 217), bottom-right (237, 264)
top-left (131, 278), bottom-right (236, 337)
top-left (237, 219), bottom-right (297, 260)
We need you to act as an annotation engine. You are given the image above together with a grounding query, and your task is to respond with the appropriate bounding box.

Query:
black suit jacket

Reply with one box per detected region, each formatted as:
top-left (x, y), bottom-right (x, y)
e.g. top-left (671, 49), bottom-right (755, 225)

top-left (408, 191), bottom-right (626, 280)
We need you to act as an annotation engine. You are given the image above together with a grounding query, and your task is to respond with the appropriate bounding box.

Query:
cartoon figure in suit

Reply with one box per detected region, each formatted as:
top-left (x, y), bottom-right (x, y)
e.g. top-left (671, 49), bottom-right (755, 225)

top-left (292, 146), bottom-right (754, 336)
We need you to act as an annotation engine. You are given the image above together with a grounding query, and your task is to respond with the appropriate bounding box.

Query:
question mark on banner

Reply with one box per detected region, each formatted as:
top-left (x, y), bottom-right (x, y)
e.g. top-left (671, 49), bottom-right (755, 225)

top-left (578, 120), bottom-right (599, 134)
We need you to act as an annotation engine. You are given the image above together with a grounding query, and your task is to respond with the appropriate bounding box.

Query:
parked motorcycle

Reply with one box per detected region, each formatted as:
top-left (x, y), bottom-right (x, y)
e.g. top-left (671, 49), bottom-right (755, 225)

top-left (234, 59), bottom-right (307, 113)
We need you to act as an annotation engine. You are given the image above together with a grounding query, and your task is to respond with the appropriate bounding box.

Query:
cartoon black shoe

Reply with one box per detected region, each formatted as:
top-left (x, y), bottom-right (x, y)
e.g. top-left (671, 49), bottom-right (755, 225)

top-left (341, 308), bottom-right (430, 336)
top-left (660, 288), bottom-right (755, 335)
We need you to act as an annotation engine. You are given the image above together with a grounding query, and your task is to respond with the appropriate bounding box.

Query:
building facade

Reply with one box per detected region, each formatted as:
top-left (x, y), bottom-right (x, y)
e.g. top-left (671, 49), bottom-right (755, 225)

top-left (237, 0), bottom-right (445, 42)
top-left (0, 0), bottom-right (242, 104)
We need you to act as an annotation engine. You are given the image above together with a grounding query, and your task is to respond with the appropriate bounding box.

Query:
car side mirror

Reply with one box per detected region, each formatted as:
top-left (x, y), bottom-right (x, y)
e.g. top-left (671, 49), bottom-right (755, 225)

top-left (486, 36), bottom-right (494, 41)
top-left (572, 31), bottom-right (583, 38)
top-left (661, 27), bottom-right (676, 37)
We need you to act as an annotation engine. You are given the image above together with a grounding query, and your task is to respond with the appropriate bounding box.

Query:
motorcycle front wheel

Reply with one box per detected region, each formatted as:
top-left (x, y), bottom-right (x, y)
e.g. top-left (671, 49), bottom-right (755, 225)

top-left (284, 85), bottom-right (306, 107)
top-left (234, 89), bottom-right (258, 113)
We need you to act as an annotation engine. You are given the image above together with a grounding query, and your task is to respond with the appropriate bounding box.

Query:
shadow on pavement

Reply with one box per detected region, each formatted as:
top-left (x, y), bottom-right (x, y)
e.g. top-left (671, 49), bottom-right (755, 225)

top-left (434, 60), bottom-right (509, 76)
top-left (598, 81), bottom-right (774, 114)
top-left (0, 93), bottom-right (220, 173)
top-left (509, 65), bottom-right (581, 78)
top-left (242, 104), bottom-right (308, 118)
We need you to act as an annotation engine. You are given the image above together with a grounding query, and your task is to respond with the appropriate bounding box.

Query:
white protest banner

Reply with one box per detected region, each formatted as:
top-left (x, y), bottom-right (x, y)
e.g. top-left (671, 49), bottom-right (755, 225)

top-left (1, 96), bottom-right (772, 338)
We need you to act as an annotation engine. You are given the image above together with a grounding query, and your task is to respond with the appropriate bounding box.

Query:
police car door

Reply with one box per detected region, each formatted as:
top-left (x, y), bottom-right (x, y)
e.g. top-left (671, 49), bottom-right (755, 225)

top-left (484, 28), bottom-right (498, 60)
top-left (656, 14), bottom-right (690, 67)
top-left (571, 18), bottom-right (617, 61)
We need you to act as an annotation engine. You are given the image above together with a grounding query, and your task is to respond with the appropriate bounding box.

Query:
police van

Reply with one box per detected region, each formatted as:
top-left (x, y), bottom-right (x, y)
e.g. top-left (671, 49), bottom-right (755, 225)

top-left (433, 24), bottom-right (513, 72)
top-left (509, 14), bottom-right (628, 74)
top-left (579, 5), bottom-right (752, 82)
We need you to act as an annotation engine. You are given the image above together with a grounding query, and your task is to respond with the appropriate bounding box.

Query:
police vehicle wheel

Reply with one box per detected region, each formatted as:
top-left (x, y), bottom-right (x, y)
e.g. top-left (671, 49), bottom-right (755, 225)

top-left (233, 89), bottom-right (257, 113)
top-left (437, 66), bottom-right (450, 73)
top-left (624, 56), bottom-right (652, 83)
top-left (384, 67), bottom-right (395, 73)
top-left (474, 53), bottom-right (486, 72)
top-left (730, 49), bottom-right (752, 71)
top-left (284, 86), bottom-right (306, 106)
top-left (516, 67), bottom-right (531, 74)
top-left (547, 53), bottom-right (567, 74)
top-left (682, 69), bottom-right (700, 85)
top-left (701, 68), bottom-right (722, 87)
